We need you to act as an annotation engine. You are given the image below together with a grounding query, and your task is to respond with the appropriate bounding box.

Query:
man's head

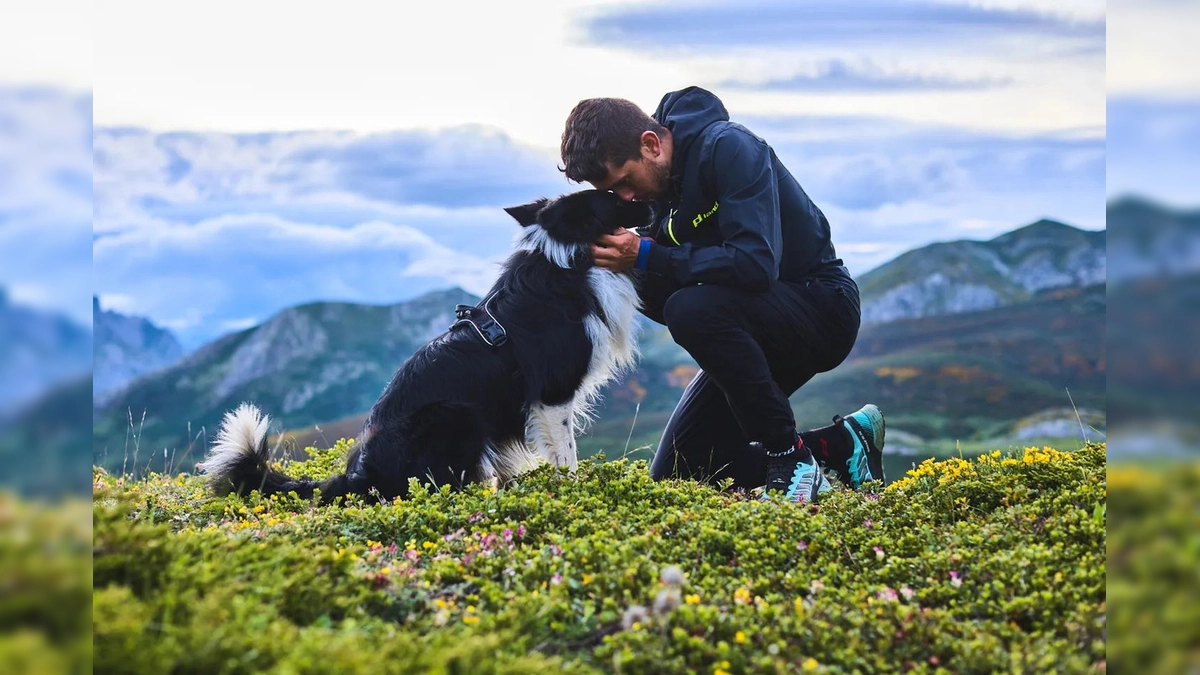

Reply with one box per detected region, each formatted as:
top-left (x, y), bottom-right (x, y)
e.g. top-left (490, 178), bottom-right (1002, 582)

top-left (560, 98), bottom-right (672, 202)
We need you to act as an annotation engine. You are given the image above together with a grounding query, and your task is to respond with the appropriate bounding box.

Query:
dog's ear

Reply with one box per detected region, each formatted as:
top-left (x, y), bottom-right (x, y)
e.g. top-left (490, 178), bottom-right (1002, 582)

top-left (503, 198), bottom-right (549, 227)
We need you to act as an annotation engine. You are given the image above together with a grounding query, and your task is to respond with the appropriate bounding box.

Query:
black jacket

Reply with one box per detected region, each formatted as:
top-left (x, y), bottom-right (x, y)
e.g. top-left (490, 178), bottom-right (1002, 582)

top-left (641, 86), bottom-right (849, 291)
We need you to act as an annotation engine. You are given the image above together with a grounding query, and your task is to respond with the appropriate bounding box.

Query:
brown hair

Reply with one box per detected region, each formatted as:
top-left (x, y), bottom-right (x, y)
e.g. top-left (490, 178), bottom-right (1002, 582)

top-left (559, 98), bottom-right (666, 183)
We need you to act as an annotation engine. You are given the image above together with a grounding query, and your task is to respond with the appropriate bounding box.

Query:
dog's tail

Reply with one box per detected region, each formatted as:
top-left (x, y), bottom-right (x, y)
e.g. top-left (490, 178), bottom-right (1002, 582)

top-left (198, 403), bottom-right (357, 504)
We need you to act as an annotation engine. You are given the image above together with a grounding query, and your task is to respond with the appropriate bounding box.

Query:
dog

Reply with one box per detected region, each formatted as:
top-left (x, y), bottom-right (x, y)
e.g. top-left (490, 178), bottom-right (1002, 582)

top-left (199, 189), bottom-right (654, 503)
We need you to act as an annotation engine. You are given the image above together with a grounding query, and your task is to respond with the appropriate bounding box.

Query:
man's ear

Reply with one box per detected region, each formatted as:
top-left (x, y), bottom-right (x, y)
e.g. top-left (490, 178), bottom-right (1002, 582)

top-left (503, 198), bottom-right (549, 227)
top-left (640, 131), bottom-right (663, 160)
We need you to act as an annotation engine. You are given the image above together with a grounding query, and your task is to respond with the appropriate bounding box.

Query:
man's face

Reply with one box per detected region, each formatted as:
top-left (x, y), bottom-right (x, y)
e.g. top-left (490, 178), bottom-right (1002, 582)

top-left (589, 131), bottom-right (671, 202)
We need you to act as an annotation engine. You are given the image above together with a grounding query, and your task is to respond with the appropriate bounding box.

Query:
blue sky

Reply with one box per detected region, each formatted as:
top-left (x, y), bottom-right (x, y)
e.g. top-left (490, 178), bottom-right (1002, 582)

top-left (9, 0), bottom-right (1196, 348)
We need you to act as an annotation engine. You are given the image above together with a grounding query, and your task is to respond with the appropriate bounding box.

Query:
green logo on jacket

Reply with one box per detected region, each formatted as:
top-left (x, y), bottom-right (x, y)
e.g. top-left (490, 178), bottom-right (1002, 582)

top-left (692, 202), bottom-right (719, 227)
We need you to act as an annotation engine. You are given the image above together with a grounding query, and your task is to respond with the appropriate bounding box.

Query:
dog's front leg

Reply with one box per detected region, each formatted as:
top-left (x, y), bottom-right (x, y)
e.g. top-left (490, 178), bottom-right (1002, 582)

top-left (527, 401), bottom-right (578, 472)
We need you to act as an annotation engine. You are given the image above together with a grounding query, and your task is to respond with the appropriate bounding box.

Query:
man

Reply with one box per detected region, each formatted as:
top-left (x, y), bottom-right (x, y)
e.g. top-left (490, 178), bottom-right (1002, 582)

top-left (558, 86), bottom-right (885, 502)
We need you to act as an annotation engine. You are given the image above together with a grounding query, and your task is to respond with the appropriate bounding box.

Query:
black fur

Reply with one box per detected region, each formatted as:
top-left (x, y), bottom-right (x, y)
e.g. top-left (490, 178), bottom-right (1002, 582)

top-left (200, 190), bottom-right (652, 504)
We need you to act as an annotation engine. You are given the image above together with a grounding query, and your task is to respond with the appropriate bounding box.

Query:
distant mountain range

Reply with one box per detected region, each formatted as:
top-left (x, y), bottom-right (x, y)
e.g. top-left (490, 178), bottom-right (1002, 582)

top-left (0, 292), bottom-right (92, 497)
top-left (93, 215), bottom-right (1112, 475)
top-left (92, 288), bottom-right (475, 474)
top-left (0, 288), bottom-right (91, 416)
top-left (858, 219), bottom-right (1105, 325)
top-left (93, 296), bottom-right (185, 406)
top-left (1106, 196), bottom-right (1200, 282)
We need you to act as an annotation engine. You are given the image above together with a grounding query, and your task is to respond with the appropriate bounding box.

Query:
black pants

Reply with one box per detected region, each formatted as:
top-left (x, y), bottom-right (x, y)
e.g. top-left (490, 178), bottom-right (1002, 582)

top-left (642, 272), bottom-right (861, 489)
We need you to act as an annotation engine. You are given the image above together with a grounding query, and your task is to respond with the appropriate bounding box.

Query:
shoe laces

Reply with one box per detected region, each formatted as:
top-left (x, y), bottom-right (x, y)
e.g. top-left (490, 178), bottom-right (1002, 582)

top-left (765, 453), bottom-right (800, 492)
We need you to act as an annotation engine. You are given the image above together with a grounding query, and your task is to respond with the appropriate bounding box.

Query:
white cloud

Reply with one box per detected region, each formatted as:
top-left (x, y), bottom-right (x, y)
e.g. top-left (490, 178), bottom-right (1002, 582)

top-left (0, 89), bottom-right (92, 325)
top-left (94, 0), bottom-right (1102, 147)
top-left (0, 1), bottom-right (91, 88)
top-left (93, 212), bottom-right (502, 346)
top-left (1109, 0), bottom-right (1200, 96)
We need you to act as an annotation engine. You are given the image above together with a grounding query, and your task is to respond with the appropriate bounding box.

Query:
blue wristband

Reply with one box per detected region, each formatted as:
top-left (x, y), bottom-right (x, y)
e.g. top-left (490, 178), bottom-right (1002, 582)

top-left (635, 238), bottom-right (652, 270)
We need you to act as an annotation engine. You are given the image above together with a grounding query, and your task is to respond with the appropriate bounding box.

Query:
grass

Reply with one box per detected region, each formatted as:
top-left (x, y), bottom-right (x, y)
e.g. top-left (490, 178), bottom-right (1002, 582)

top-left (85, 441), bottom-right (1113, 673)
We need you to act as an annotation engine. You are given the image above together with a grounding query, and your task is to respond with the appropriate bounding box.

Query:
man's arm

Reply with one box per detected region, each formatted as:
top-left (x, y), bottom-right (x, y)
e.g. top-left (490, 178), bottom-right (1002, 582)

top-left (640, 129), bottom-right (780, 291)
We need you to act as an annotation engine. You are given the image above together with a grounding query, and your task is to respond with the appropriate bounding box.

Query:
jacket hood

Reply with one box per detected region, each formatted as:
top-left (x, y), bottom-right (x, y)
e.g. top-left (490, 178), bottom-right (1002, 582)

top-left (653, 87), bottom-right (729, 200)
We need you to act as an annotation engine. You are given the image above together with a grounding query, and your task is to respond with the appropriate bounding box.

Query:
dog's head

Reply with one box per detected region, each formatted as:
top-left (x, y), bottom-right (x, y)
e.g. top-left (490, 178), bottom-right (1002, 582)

top-left (504, 190), bottom-right (655, 246)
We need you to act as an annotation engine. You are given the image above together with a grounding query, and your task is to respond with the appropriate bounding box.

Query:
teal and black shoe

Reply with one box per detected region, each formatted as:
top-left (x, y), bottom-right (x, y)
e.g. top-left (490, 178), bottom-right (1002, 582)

top-left (761, 445), bottom-right (832, 503)
top-left (835, 404), bottom-right (886, 488)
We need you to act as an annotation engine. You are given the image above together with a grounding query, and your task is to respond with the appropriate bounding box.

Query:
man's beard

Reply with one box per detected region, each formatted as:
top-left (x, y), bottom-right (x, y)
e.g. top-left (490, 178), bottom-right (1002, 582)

top-left (647, 159), bottom-right (670, 200)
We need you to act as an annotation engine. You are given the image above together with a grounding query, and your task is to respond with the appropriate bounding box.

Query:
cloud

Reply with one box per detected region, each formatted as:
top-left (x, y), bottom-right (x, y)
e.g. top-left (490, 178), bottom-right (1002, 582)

top-left (742, 114), bottom-right (1104, 211)
top-left (0, 87), bottom-right (93, 326)
top-left (583, 0), bottom-right (1104, 54)
top-left (1107, 96), bottom-right (1200, 207)
top-left (718, 59), bottom-right (1010, 93)
top-left (93, 213), bottom-right (502, 347)
top-left (94, 106), bottom-right (1105, 347)
top-left (721, 113), bottom-right (1106, 273)
top-left (294, 126), bottom-right (570, 209)
top-left (94, 125), bottom-right (585, 346)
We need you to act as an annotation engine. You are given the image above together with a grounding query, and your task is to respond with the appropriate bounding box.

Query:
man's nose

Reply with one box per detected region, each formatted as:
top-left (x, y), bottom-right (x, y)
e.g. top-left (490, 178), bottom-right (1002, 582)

top-left (615, 188), bottom-right (636, 202)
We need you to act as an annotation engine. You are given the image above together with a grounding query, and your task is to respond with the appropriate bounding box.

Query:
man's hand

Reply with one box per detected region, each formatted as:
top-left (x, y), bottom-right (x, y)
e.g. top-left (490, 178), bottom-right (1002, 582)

top-left (591, 228), bottom-right (643, 272)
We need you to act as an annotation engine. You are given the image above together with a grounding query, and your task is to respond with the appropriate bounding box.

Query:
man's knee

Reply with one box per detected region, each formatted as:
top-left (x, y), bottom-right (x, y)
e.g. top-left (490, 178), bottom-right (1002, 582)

top-left (663, 286), bottom-right (728, 344)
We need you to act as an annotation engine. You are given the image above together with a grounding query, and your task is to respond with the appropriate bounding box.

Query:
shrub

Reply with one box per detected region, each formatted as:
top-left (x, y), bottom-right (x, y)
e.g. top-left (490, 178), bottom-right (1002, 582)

top-left (1107, 461), bottom-right (1200, 673)
top-left (91, 443), bottom-right (1108, 673)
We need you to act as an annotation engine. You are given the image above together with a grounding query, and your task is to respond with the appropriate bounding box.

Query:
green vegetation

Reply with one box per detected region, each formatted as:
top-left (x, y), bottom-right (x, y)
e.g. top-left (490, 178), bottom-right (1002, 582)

top-left (1108, 460), bottom-right (1200, 673)
top-left (90, 442), bottom-right (1109, 673)
top-left (0, 496), bottom-right (91, 674)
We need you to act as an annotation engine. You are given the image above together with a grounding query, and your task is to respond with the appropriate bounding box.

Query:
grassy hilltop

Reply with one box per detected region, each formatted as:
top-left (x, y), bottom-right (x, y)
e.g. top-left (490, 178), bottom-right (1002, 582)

top-left (84, 442), bottom-right (1115, 674)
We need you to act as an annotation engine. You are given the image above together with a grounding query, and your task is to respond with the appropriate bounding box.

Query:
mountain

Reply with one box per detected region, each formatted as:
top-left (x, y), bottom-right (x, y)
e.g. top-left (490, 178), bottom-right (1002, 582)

top-left (858, 219), bottom-right (1105, 325)
top-left (1106, 196), bottom-right (1200, 283)
top-left (94, 215), bottom-right (1110, 476)
top-left (0, 372), bottom-right (93, 497)
top-left (93, 296), bottom-right (186, 406)
top-left (92, 287), bottom-right (477, 475)
top-left (1105, 197), bottom-right (1200, 457)
top-left (0, 288), bottom-right (92, 415)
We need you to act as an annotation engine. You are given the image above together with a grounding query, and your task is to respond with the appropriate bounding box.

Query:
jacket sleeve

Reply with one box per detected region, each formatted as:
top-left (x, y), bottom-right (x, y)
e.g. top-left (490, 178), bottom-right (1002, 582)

top-left (643, 128), bottom-right (780, 291)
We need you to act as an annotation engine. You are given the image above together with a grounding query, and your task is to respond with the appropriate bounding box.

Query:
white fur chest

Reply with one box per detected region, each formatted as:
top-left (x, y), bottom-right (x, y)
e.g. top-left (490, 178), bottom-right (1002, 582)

top-left (579, 267), bottom-right (641, 409)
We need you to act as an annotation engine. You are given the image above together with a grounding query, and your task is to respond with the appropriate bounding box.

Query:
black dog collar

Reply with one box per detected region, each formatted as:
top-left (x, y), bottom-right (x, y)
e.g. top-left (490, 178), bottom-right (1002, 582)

top-left (450, 292), bottom-right (508, 347)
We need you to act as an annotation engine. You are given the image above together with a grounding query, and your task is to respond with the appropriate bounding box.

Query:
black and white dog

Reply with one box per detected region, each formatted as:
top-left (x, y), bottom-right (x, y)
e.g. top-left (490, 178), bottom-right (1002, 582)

top-left (199, 190), bottom-right (653, 503)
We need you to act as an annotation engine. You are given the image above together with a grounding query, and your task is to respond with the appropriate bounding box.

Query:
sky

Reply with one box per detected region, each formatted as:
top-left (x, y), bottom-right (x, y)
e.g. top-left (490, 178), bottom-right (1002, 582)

top-left (4, 0), bottom-right (1196, 347)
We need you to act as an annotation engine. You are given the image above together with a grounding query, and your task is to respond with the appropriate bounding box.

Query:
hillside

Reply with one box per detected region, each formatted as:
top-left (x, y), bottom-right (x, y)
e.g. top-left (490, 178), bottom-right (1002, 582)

top-left (857, 219), bottom-right (1104, 325)
top-left (92, 288), bottom-right (477, 475)
top-left (0, 372), bottom-right (92, 498)
top-left (583, 283), bottom-right (1104, 463)
top-left (92, 443), bottom-right (1107, 673)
